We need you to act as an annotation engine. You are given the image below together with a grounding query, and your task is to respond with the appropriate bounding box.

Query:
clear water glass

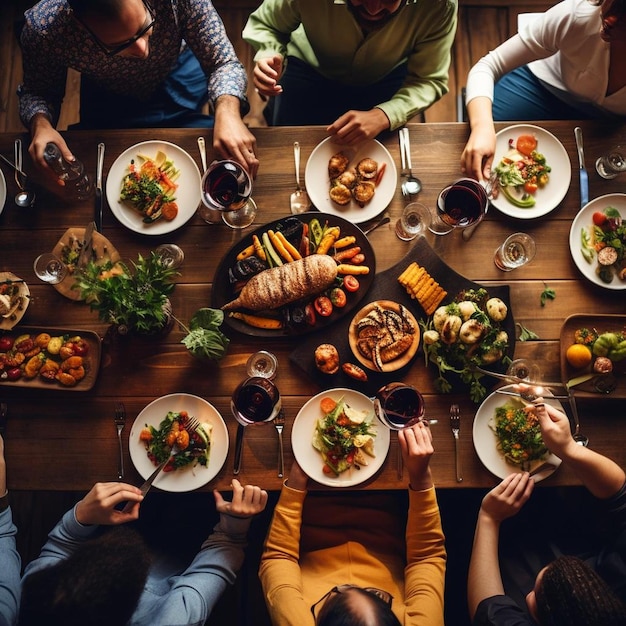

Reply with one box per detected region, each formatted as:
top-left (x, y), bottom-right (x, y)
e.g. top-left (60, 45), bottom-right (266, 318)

top-left (595, 145), bottom-right (626, 179)
top-left (33, 253), bottom-right (68, 284)
top-left (246, 350), bottom-right (278, 380)
top-left (395, 202), bottom-right (431, 241)
top-left (155, 244), bottom-right (184, 269)
top-left (494, 232), bottom-right (536, 271)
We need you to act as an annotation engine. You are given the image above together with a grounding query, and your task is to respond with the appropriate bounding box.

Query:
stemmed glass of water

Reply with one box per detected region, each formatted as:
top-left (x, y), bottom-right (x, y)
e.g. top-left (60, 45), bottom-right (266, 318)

top-left (199, 160), bottom-right (257, 229)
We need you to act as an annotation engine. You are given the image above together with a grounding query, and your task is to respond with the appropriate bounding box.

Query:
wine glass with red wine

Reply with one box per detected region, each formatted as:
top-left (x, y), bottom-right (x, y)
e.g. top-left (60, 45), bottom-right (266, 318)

top-left (429, 177), bottom-right (488, 235)
top-left (230, 376), bottom-right (282, 426)
top-left (200, 160), bottom-right (257, 229)
top-left (373, 382), bottom-right (425, 430)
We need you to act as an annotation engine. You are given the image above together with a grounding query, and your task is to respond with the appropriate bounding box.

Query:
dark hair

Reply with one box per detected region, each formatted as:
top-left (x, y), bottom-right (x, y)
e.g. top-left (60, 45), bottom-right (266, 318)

top-left (535, 555), bottom-right (626, 626)
top-left (68, 0), bottom-right (127, 19)
top-left (18, 526), bottom-right (151, 626)
top-left (316, 589), bottom-right (402, 626)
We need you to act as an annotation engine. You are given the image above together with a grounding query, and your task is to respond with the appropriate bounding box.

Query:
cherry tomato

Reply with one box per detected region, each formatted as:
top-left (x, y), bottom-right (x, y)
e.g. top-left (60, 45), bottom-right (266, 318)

top-left (5, 368), bottom-right (22, 381)
top-left (304, 303), bottom-right (317, 326)
top-left (71, 339), bottom-right (89, 357)
top-left (523, 181), bottom-right (538, 194)
top-left (322, 464), bottom-right (334, 475)
top-left (592, 211), bottom-right (608, 226)
top-left (0, 337), bottom-right (14, 351)
top-left (314, 296), bottom-right (333, 317)
top-left (516, 134), bottom-right (537, 157)
top-left (343, 275), bottom-right (360, 292)
top-left (329, 287), bottom-right (347, 308)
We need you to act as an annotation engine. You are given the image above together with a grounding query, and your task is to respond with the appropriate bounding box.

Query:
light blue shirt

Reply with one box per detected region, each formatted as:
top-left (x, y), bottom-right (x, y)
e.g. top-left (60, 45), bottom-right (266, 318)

top-left (0, 507), bottom-right (21, 626)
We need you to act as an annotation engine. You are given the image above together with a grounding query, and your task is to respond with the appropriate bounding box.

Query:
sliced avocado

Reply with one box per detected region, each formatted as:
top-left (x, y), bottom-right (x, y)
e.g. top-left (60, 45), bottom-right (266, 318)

top-left (501, 185), bottom-right (536, 208)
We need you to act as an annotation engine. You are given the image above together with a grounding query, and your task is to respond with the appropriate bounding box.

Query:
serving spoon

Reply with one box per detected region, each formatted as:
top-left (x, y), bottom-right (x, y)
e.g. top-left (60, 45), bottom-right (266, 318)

top-left (13, 139), bottom-right (36, 208)
top-left (399, 128), bottom-right (422, 199)
top-left (290, 141), bottom-right (310, 214)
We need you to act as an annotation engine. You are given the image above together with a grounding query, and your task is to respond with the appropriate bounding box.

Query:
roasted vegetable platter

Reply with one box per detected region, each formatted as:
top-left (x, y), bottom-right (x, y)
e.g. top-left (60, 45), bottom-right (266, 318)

top-left (211, 214), bottom-right (376, 337)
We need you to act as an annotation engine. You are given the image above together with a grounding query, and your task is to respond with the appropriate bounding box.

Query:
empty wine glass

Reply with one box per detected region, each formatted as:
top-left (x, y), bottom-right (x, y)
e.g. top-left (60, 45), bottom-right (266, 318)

top-left (373, 382), bottom-right (425, 430)
top-left (246, 350), bottom-right (278, 380)
top-left (395, 202), bottom-right (431, 241)
top-left (595, 145), bottom-right (626, 179)
top-left (33, 253), bottom-right (68, 284)
top-left (506, 358), bottom-right (541, 382)
top-left (200, 160), bottom-right (257, 229)
top-left (155, 244), bottom-right (184, 269)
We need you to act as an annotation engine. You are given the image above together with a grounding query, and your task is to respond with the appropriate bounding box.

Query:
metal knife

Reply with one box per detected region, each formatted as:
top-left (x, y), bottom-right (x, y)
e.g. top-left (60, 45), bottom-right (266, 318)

top-left (574, 127), bottom-right (589, 209)
top-left (95, 143), bottom-right (105, 232)
top-left (77, 221), bottom-right (96, 267)
top-left (233, 424), bottom-right (245, 475)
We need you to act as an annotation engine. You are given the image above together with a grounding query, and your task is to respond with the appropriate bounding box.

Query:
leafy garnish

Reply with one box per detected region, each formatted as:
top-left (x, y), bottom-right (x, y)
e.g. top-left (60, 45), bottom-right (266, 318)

top-left (178, 308), bottom-right (230, 361)
top-left (540, 283), bottom-right (556, 307)
top-left (516, 322), bottom-right (539, 341)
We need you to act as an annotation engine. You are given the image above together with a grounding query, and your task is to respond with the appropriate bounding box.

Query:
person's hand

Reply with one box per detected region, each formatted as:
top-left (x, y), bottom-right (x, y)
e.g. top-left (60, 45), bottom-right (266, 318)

top-left (286, 460), bottom-right (308, 491)
top-left (480, 472), bottom-right (533, 524)
top-left (28, 115), bottom-right (74, 187)
top-left (75, 482), bottom-right (143, 526)
top-left (213, 95), bottom-right (260, 179)
top-left (532, 402), bottom-right (578, 460)
top-left (252, 55), bottom-right (284, 98)
top-left (460, 123), bottom-right (496, 182)
top-left (399, 421), bottom-right (434, 491)
top-left (326, 108), bottom-right (390, 145)
top-left (213, 478), bottom-right (268, 518)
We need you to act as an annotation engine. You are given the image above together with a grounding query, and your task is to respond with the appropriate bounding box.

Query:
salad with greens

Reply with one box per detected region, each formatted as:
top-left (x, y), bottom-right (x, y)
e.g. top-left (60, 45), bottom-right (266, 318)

top-left (580, 206), bottom-right (626, 284)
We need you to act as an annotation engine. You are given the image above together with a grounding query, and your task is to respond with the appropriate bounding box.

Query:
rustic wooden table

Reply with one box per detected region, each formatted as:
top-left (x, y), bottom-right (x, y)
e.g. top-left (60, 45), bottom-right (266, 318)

top-left (0, 121), bottom-right (624, 493)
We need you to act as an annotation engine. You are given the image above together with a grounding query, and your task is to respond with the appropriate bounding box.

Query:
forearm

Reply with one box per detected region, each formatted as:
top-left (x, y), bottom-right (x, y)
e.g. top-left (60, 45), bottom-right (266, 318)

top-left (468, 513), bottom-right (504, 620)
top-left (561, 443), bottom-right (625, 499)
top-left (0, 508), bottom-right (20, 625)
top-left (242, 0), bottom-right (299, 59)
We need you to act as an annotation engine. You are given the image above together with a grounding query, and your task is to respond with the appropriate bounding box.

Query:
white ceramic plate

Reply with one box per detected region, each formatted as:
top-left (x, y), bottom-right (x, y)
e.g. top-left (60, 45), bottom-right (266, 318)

top-left (569, 194), bottom-right (626, 291)
top-left (0, 167), bottom-right (6, 216)
top-left (129, 393), bottom-right (228, 492)
top-left (0, 272), bottom-right (30, 330)
top-left (472, 385), bottom-right (562, 482)
top-left (291, 388), bottom-right (390, 487)
top-left (491, 124), bottom-right (571, 219)
top-left (106, 140), bottom-right (201, 235)
top-left (304, 137), bottom-right (397, 224)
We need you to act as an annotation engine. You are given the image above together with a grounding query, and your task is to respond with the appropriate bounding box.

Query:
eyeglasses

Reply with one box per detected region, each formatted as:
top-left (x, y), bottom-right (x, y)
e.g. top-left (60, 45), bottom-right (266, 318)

top-left (310, 585), bottom-right (393, 620)
top-left (77, 0), bottom-right (156, 57)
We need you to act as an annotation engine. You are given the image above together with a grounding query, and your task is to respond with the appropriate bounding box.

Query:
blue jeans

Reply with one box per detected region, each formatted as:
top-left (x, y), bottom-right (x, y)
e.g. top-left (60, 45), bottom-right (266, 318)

top-left (75, 47), bottom-right (214, 129)
top-left (266, 56), bottom-right (408, 126)
top-left (492, 65), bottom-right (604, 121)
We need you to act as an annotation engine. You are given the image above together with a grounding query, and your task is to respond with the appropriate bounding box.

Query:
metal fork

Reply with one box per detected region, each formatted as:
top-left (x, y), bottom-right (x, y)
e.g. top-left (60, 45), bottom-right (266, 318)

top-left (114, 403), bottom-right (126, 479)
top-left (274, 409), bottom-right (285, 478)
top-left (450, 404), bottom-right (463, 482)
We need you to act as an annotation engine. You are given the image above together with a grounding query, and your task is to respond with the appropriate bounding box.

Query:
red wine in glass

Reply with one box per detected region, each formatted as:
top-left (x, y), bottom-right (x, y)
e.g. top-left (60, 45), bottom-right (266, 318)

top-left (437, 185), bottom-right (483, 227)
top-left (374, 383), bottom-right (425, 430)
top-left (231, 377), bottom-right (281, 426)
top-left (202, 160), bottom-right (251, 211)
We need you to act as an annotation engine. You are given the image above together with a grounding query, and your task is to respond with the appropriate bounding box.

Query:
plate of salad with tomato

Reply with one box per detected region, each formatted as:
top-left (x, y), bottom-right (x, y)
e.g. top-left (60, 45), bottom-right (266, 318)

top-left (569, 194), bottom-right (626, 290)
top-left (491, 124), bottom-right (571, 219)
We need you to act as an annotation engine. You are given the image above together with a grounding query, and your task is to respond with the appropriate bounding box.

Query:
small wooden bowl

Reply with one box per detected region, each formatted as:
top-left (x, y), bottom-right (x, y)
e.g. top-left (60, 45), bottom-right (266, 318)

top-left (348, 299), bottom-right (420, 372)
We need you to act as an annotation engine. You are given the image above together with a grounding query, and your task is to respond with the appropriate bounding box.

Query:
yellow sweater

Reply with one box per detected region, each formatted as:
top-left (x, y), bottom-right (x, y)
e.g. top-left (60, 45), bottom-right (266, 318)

top-left (259, 486), bottom-right (446, 626)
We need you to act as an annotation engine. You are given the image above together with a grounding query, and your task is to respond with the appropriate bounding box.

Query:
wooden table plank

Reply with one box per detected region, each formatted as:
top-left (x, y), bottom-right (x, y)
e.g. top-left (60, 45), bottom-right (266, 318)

top-left (0, 122), bottom-right (625, 493)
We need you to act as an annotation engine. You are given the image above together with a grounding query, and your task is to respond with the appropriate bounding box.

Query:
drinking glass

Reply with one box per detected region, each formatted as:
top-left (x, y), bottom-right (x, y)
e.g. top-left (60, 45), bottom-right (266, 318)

top-left (246, 350), bottom-right (278, 380)
top-left (155, 244), bottom-right (184, 269)
top-left (429, 178), bottom-right (488, 235)
top-left (395, 202), bottom-right (431, 241)
top-left (595, 145), bottom-right (626, 179)
top-left (506, 358), bottom-right (541, 382)
top-left (33, 253), bottom-right (68, 284)
top-left (494, 232), bottom-right (536, 271)
top-left (373, 382), bottom-right (425, 430)
top-left (230, 376), bottom-right (281, 426)
top-left (200, 160), bottom-right (257, 229)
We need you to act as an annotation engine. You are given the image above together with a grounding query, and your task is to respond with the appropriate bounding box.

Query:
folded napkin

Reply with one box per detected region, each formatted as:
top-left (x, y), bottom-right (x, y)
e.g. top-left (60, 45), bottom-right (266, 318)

top-left (289, 236), bottom-right (512, 396)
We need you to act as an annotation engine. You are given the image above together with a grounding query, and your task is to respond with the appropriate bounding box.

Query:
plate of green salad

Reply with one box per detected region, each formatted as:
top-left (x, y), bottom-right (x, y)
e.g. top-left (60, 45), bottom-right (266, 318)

top-left (129, 393), bottom-right (228, 492)
top-left (491, 124), bottom-right (570, 220)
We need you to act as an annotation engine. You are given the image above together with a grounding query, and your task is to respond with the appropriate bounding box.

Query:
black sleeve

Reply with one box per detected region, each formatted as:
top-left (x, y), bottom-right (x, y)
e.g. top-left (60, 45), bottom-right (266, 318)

top-left (473, 595), bottom-right (537, 626)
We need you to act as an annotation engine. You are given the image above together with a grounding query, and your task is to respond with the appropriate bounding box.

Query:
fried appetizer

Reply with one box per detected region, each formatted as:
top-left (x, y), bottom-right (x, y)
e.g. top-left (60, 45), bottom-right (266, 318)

top-left (330, 182), bottom-right (353, 205)
top-left (337, 169), bottom-right (358, 189)
top-left (328, 152), bottom-right (350, 179)
top-left (356, 158), bottom-right (378, 179)
top-left (315, 343), bottom-right (340, 374)
top-left (353, 181), bottom-right (376, 207)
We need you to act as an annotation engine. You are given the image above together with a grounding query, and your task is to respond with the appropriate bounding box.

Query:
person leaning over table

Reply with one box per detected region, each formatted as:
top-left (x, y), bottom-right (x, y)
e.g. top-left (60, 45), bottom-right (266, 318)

top-left (259, 420), bottom-right (446, 626)
top-left (468, 401), bottom-right (626, 626)
top-left (0, 434), bottom-right (21, 626)
top-left (460, 0), bottom-right (626, 182)
top-left (242, 0), bottom-right (458, 145)
top-left (16, 478), bottom-right (268, 626)
top-left (18, 0), bottom-right (259, 188)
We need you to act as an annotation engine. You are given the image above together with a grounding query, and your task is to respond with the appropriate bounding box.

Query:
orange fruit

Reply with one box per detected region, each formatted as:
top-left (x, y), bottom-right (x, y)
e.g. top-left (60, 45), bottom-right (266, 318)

top-left (565, 343), bottom-right (592, 369)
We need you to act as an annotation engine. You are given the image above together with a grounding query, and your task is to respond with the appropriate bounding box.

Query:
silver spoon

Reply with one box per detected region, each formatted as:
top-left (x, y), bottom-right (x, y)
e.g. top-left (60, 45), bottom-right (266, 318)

top-left (399, 128), bottom-right (422, 199)
top-left (13, 140), bottom-right (36, 207)
top-left (290, 141), bottom-right (310, 214)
